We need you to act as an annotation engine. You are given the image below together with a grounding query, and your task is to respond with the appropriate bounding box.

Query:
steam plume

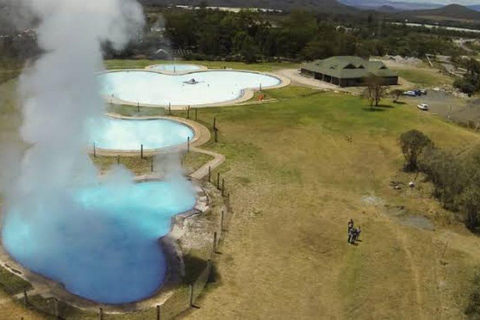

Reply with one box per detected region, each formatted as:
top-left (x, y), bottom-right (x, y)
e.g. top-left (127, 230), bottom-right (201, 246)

top-left (14, 0), bottom-right (144, 198)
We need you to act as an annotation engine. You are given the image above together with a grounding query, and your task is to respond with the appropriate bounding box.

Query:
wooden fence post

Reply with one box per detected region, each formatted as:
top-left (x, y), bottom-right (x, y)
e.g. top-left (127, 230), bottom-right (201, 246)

top-left (137, 102), bottom-right (140, 113)
top-left (206, 259), bottom-right (212, 282)
top-left (187, 137), bottom-right (190, 152)
top-left (213, 232), bottom-right (218, 254)
top-left (151, 157), bottom-right (154, 172)
top-left (93, 143), bottom-right (96, 158)
top-left (208, 166), bottom-right (211, 182)
top-left (189, 284), bottom-right (194, 307)
top-left (440, 240), bottom-right (449, 263)
top-left (156, 305), bottom-right (161, 320)
top-left (221, 179), bottom-right (225, 196)
top-left (213, 117), bottom-right (216, 131)
top-left (23, 288), bottom-right (28, 307)
top-left (216, 172), bottom-right (220, 189)
top-left (141, 144), bottom-right (144, 159)
top-left (54, 298), bottom-right (59, 319)
top-left (99, 307), bottom-right (103, 320)
top-left (221, 210), bottom-right (225, 232)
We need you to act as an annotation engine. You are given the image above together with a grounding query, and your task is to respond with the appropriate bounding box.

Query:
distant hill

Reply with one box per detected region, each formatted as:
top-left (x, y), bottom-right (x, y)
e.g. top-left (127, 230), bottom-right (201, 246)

top-left (340, 0), bottom-right (480, 14)
top-left (339, 0), bottom-right (442, 11)
top-left (376, 5), bottom-right (398, 12)
top-left (408, 4), bottom-right (480, 22)
top-left (139, 0), bottom-right (357, 12)
top-left (468, 4), bottom-right (480, 12)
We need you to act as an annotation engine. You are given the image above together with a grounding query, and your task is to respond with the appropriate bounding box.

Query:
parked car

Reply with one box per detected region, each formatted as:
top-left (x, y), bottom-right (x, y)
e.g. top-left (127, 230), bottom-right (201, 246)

top-left (403, 90), bottom-right (417, 96)
top-left (413, 89), bottom-right (427, 96)
top-left (417, 103), bottom-right (429, 111)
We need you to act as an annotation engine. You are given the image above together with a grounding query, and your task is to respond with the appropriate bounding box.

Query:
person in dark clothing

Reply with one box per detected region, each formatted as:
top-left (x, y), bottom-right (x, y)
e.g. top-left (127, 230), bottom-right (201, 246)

top-left (348, 227), bottom-right (355, 244)
top-left (347, 219), bottom-right (353, 243)
top-left (347, 219), bottom-right (354, 244)
top-left (353, 226), bottom-right (361, 243)
top-left (348, 219), bottom-right (354, 232)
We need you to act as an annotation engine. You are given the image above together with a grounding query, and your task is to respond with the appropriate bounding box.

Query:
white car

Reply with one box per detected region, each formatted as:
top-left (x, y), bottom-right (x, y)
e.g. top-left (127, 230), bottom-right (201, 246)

top-left (403, 90), bottom-right (417, 96)
top-left (417, 103), bottom-right (429, 111)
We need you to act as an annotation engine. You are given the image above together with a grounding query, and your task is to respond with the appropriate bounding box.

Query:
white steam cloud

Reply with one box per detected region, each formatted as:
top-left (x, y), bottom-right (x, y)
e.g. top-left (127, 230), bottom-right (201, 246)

top-left (15, 0), bottom-right (144, 199)
top-left (0, 0), bottom-right (197, 304)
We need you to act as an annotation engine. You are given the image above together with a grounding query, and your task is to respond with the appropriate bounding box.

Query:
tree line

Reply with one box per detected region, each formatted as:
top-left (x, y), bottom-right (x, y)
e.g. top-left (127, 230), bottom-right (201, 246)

top-left (156, 7), bottom-right (466, 62)
top-left (400, 129), bottom-right (480, 231)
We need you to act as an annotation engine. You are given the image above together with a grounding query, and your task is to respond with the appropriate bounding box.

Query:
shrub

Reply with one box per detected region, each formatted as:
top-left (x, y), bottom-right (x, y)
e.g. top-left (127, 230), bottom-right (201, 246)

top-left (399, 130), bottom-right (434, 172)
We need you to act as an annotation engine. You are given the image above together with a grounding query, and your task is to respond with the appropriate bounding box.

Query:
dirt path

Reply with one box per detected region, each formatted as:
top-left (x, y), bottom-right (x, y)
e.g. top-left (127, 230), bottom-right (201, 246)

top-left (395, 226), bottom-right (426, 319)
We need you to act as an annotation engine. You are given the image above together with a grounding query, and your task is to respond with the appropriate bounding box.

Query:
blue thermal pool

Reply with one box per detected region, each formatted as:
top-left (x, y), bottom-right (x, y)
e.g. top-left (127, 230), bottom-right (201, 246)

top-left (99, 70), bottom-right (281, 106)
top-left (90, 118), bottom-right (194, 151)
top-left (148, 64), bottom-right (202, 73)
top-left (2, 180), bottom-right (196, 304)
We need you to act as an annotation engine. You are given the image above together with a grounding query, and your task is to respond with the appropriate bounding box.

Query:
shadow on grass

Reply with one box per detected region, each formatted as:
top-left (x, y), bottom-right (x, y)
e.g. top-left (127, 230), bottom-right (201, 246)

top-left (376, 104), bottom-right (395, 109)
top-left (362, 104), bottom-right (396, 112)
top-left (362, 107), bottom-right (385, 112)
top-left (393, 101), bottom-right (406, 105)
top-left (183, 255), bottom-right (221, 286)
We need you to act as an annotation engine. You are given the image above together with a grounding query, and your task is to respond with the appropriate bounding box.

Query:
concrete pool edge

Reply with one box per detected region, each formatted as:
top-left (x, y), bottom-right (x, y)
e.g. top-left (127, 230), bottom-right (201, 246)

top-left (90, 115), bottom-right (210, 156)
top-left (145, 64), bottom-right (208, 74)
top-left (0, 179), bottom-right (222, 313)
top-left (101, 68), bottom-right (291, 109)
top-left (0, 114), bottom-right (227, 314)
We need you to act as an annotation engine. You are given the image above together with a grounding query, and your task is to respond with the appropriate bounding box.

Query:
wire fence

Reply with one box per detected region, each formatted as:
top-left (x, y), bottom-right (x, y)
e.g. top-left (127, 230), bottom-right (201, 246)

top-left (0, 177), bottom-right (231, 320)
top-left (1, 113), bottom-right (231, 319)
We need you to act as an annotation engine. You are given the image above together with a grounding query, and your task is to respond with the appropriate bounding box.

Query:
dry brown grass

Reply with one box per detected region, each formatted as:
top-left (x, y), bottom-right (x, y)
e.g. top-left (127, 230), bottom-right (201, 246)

top-left (181, 87), bottom-right (480, 320)
top-left (0, 292), bottom-right (43, 320)
top-left (91, 151), bottom-right (213, 177)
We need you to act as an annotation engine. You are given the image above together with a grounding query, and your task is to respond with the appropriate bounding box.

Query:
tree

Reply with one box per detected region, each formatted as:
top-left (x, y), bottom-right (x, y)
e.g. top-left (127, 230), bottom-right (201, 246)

top-left (454, 58), bottom-right (480, 95)
top-left (399, 130), bottom-right (434, 172)
top-left (457, 186), bottom-right (480, 231)
top-left (233, 31), bottom-right (258, 63)
top-left (363, 74), bottom-right (387, 108)
top-left (391, 89), bottom-right (403, 103)
top-left (454, 78), bottom-right (475, 95)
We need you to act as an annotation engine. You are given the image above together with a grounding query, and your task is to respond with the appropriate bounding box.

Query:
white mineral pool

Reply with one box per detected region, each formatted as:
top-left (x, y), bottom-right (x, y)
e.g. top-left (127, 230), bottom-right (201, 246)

top-left (90, 118), bottom-right (194, 151)
top-left (99, 70), bottom-right (281, 106)
top-left (148, 64), bottom-right (203, 73)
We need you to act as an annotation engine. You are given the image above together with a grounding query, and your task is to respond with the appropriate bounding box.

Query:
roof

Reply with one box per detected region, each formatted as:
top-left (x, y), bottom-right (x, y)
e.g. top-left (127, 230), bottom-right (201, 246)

top-left (302, 56), bottom-right (398, 79)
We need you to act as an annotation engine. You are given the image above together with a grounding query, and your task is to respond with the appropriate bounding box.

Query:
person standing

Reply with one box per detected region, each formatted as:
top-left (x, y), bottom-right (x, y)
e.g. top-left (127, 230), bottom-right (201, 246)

top-left (347, 219), bottom-right (354, 244)
top-left (348, 219), bottom-right (354, 232)
top-left (354, 226), bottom-right (361, 243)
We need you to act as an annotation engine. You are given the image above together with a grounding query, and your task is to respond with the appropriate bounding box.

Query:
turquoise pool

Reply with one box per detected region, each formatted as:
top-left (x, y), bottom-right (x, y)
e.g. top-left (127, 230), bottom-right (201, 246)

top-left (90, 118), bottom-right (194, 151)
top-left (2, 180), bottom-right (196, 304)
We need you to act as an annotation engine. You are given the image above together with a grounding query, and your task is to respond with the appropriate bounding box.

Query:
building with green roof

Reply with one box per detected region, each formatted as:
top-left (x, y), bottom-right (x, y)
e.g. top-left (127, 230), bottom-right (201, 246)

top-left (301, 56), bottom-right (398, 87)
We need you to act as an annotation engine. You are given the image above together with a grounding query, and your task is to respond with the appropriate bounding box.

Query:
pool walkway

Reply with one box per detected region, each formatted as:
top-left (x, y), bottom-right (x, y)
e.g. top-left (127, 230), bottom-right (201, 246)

top-left (190, 147), bottom-right (225, 180)
top-left (103, 113), bottom-right (225, 180)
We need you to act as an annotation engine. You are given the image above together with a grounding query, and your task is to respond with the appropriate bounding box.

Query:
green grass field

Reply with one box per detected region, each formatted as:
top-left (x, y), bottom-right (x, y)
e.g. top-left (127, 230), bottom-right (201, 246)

top-left (393, 68), bottom-right (453, 88)
top-left (104, 59), bottom-right (299, 72)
